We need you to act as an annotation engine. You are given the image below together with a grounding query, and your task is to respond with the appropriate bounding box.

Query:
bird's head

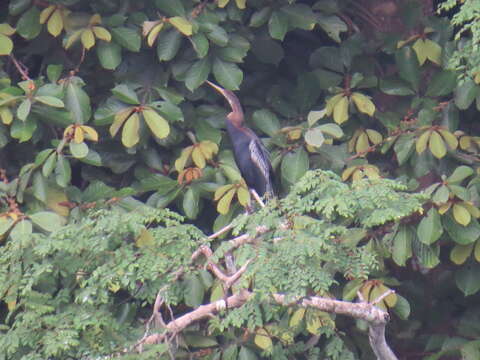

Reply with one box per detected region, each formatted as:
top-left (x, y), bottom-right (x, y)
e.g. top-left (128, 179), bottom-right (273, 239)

top-left (206, 80), bottom-right (244, 128)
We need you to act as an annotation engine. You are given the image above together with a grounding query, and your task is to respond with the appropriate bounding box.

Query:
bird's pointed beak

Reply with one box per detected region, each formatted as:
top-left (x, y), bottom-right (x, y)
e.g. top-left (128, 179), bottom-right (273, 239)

top-left (205, 80), bottom-right (243, 117)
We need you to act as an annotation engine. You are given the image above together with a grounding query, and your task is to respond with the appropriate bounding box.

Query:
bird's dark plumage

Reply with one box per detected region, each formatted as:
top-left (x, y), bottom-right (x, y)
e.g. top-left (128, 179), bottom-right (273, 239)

top-left (206, 81), bottom-right (274, 198)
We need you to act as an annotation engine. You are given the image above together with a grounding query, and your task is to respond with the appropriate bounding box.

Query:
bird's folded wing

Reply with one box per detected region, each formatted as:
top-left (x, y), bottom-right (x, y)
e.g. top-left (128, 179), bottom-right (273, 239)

top-left (249, 139), bottom-right (273, 194)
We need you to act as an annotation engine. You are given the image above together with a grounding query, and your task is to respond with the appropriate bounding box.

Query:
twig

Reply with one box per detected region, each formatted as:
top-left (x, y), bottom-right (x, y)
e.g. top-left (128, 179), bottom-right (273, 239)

top-left (371, 289), bottom-right (395, 305)
top-left (9, 54), bottom-right (32, 81)
top-left (208, 223), bottom-right (233, 239)
top-left (250, 189), bottom-right (265, 208)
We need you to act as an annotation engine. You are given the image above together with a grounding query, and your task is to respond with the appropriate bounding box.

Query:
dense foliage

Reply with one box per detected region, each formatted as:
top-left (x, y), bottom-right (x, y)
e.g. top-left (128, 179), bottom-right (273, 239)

top-left (2, 0), bottom-right (480, 358)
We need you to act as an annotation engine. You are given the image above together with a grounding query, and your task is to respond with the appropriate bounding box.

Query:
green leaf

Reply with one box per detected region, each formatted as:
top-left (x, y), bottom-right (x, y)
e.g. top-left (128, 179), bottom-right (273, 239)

top-left (32, 172), bottom-right (47, 202)
top-left (46, 64), bottom-right (63, 83)
top-left (305, 127), bottom-right (325, 147)
top-left (96, 41), bottom-right (122, 70)
top-left (16, 6), bottom-right (41, 40)
top-left (417, 208), bottom-right (443, 245)
top-left (55, 154), bottom-right (71, 187)
top-left (281, 147), bottom-right (309, 185)
top-left (183, 187), bottom-right (199, 219)
top-left (379, 79), bottom-right (415, 96)
top-left (42, 153), bottom-right (57, 177)
top-left (425, 70), bottom-right (457, 97)
top-left (212, 58), bottom-right (243, 91)
top-left (35, 96), bottom-right (64, 108)
top-left (112, 84), bottom-right (139, 105)
top-left (185, 57), bottom-right (211, 91)
top-left (455, 79), bottom-right (479, 110)
top-left (432, 184), bottom-right (450, 205)
top-left (317, 123), bottom-right (343, 138)
top-left (154, 0), bottom-right (185, 16)
top-left (0, 33), bottom-right (13, 55)
top-left (204, 24), bottom-right (229, 47)
top-left (455, 264), bottom-right (480, 296)
top-left (392, 294), bottom-right (411, 320)
top-left (443, 215), bottom-right (480, 245)
top-left (30, 211), bottom-right (66, 232)
top-left (280, 4), bottom-right (316, 30)
top-left (251, 109), bottom-right (280, 137)
top-left (65, 81), bottom-right (91, 124)
top-left (453, 203), bottom-right (471, 226)
top-left (111, 27), bottom-right (141, 52)
top-left (238, 346), bottom-right (259, 360)
top-left (10, 219), bottom-right (32, 241)
top-left (11, 117), bottom-right (36, 142)
top-left (17, 98), bottom-right (31, 121)
top-left (184, 274), bottom-right (204, 307)
top-left (0, 217), bottom-right (14, 236)
top-left (249, 7), bottom-right (272, 27)
top-left (317, 14), bottom-right (347, 43)
top-left (395, 46), bottom-right (420, 90)
top-left (122, 112), bottom-right (140, 148)
top-left (392, 225), bottom-right (413, 266)
top-left (169, 17), bottom-right (193, 36)
top-left (447, 166), bottom-right (474, 184)
top-left (9, 0), bottom-right (32, 16)
top-left (251, 38), bottom-right (284, 66)
top-left (190, 33), bottom-right (209, 58)
top-left (268, 11), bottom-right (289, 41)
top-left (69, 141), bottom-right (89, 158)
top-left (184, 334), bottom-right (218, 348)
top-left (157, 28), bottom-right (182, 61)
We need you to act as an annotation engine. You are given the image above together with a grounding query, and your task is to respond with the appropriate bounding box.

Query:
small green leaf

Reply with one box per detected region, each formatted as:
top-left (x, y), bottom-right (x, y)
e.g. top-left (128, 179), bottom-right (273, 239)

top-left (455, 78), bottom-right (479, 110)
top-left (447, 166), bottom-right (474, 184)
top-left (17, 99), bottom-right (31, 121)
top-left (184, 274), bottom-right (204, 307)
top-left (455, 263), bottom-right (480, 296)
top-left (395, 46), bottom-right (420, 90)
top-left (16, 7), bottom-right (41, 40)
top-left (212, 58), bottom-right (243, 90)
top-left (425, 70), bottom-right (457, 97)
top-left (30, 211), bottom-right (66, 232)
top-left (35, 96), bottom-right (64, 108)
top-left (112, 84), bottom-right (139, 105)
top-left (65, 81), bottom-right (91, 124)
top-left (281, 147), bottom-right (309, 185)
top-left (190, 33), bottom-right (209, 58)
top-left (268, 11), bottom-right (289, 41)
top-left (157, 28), bottom-right (182, 61)
top-left (96, 41), bottom-right (122, 70)
top-left (251, 109), bottom-right (280, 137)
top-left (450, 244), bottom-right (473, 265)
top-left (55, 154), bottom-right (71, 187)
top-left (111, 26), bottom-right (141, 52)
top-left (417, 208), bottom-right (443, 245)
top-left (443, 215), bottom-right (480, 245)
top-left (10, 219), bottom-right (32, 241)
top-left (154, 0), bottom-right (186, 16)
top-left (42, 153), bottom-right (57, 177)
top-left (183, 187), bottom-right (199, 219)
top-left (69, 141), bottom-right (89, 158)
top-left (392, 225), bottom-right (413, 266)
top-left (185, 57), bottom-right (211, 91)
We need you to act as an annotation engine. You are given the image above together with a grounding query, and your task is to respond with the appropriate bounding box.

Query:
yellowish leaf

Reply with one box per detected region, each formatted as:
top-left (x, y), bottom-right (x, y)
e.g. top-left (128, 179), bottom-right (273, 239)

top-left (7, 299), bottom-right (16, 311)
top-left (416, 129), bottom-right (431, 154)
top-left (453, 203), bottom-right (471, 226)
top-left (169, 17), bottom-right (193, 36)
top-left (351, 92), bottom-right (376, 116)
top-left (217, 188), bottom-right (236, 214)
top-left (289, 308), bottom-right (305, 327)
top-left (110, 108), bottom-right (133, 137)
top-left (0, 107), bottom-right (13, 124)
top-left (450, 244), bottom-right (473, 265)
top-left (325, 93), bottom-right (344, 116)
top-left (462, 202), bottom-right (480, 218)
top-left (74, 126), bottom-right (84, 144)
top-left (175, 146), bottom-right (193, 172)
top-left (438, 202), bottom-right (451, 215)
top-left (366, 129), bottom-right (382, 144)
top-left (81, 29), bottom-right (95, 49)
top-left (64, 29), bottom-right (83, 49)
top-left (214, 184), bottom-right (235, 201)
top-left (237, 186), bottom-right (250, 206)
top-left (438, 128), bottom-right (458, 150)
top-left (0, 23), bottom-right (16, 36)
top-left (460, 136), bottom-right (471, 150)
top-left (47, 9), bottom-right (63, 37)
top-left (147, 23), bottom-right (163, 47)
top-left (80, 125), bottom-right (99, 141)
top-left (142, 108), bottom-right (170, 139)
top-left (109, 282), bottom-right (120, 293)
top-left (355, 132), bottom-right (369, 154)
top-left (235, 0), bottom-right (246, 9)
top-left (136, 228), bottom-right (155, 247)
top-left (306, 314), bottom-right (321, 335)
top-left (333, 95), bottom-right (349, 124)
top-left (92, 26), bottom-right (111, 41)
top-left (218, 0), bottom-right (230, 8)
top-left (412, 38), bottom-right (427, 65)
top-left (474, 240), bottom-right (480, 262)
top-left (254, 328), bottom-right (273, 350)
top-left (121, 112), bottom-right (140, 148)
top-left (89, 14), bottom-right (102, 25)
top-left (40, 5), bottom-right (56, 24)
top-left (429, 130), bottom-right (447, 159)
top-left (424, 39), bottom-right (442, 65)
top-left (342, 166), bottom-right (356, 181)
top-left (192, 146), bottom-right (206, 168)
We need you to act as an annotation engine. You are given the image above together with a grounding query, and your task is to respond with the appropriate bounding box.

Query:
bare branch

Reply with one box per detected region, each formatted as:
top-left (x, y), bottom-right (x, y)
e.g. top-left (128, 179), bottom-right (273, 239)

top-left (250, 189), bottom-right (265, 208)
top-left (208, 223), bottom-right (233, 239)
top-left (371, 289), bottom-right (395, 305)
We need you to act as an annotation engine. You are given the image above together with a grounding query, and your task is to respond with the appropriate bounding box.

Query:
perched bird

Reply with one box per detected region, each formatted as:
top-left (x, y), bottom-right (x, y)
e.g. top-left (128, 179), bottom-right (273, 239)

top-left (205, 80), bottom-right (274, 200)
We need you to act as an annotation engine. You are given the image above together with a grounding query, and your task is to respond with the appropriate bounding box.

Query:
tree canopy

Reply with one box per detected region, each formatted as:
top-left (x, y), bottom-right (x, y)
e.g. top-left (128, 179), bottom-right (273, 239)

top-left (1, 0), bottom-right (480, 359)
